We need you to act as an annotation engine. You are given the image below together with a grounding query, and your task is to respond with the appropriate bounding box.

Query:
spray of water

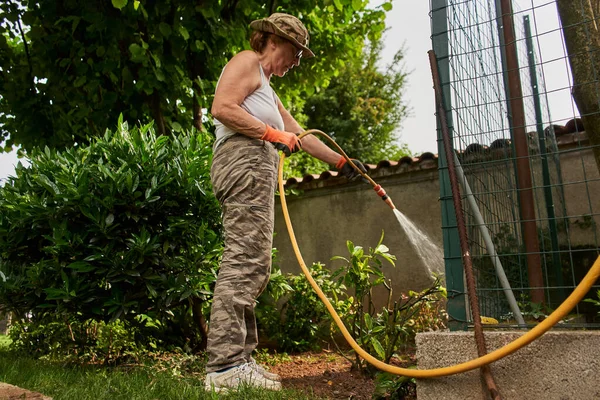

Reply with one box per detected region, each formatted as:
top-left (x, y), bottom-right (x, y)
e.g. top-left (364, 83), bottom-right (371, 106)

top-left (393, 209), bottom-right (444, 276)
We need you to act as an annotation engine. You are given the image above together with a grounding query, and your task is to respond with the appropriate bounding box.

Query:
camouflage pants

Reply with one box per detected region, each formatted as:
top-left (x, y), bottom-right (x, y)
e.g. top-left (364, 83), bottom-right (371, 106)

top-left (206, 134), bottom-right (279, 373)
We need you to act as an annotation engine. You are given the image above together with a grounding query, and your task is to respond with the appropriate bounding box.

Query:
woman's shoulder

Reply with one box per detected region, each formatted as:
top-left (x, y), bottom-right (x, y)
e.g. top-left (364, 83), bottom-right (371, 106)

top-left (220, 50), bottom-right (262, 91)
top-left (230, 50), bottom-right (259, 64)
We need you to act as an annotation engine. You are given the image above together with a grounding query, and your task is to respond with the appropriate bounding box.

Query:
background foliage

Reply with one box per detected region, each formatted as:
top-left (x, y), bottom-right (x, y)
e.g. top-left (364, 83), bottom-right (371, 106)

top-left (0, 0), bottom-right (395, 154)
top-left (304, 40), bottom-right (411, 166)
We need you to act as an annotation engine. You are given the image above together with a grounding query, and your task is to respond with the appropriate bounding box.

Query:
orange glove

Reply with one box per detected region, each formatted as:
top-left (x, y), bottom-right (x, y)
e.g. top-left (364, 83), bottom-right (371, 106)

top-left (261, 125), bottom-right (302, 156)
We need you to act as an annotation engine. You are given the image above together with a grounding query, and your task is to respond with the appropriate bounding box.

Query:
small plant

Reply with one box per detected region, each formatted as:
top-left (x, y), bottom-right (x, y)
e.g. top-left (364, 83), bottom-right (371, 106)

top-left (253, 348), bottom-right (292, 366)
top-left (0, 334), bottom-right (11, 349)
top-left (373, 372), bottom-right (416, 400)
top-left (332, 233), bottom-right (447, 374)
top-left (583, 289), bottom-right (600, 315)
top-left (500, 295), bottom-right (551, 323)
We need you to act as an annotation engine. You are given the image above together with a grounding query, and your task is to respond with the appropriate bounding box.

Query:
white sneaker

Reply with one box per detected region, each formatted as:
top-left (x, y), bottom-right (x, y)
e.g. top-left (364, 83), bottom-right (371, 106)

top-left (204, 362), bottom-right (282, 393)
top-left (249, 357), bottom-right (281, 381)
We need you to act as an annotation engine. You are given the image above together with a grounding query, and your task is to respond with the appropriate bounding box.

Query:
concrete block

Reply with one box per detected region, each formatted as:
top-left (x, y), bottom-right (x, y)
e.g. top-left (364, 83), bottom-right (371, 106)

top-left (416, 331), bottom-right (600, 400)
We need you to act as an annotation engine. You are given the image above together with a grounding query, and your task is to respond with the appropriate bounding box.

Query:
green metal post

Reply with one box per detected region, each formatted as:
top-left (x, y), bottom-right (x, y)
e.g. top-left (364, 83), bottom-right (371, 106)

top-left (431, 0), bottom-right (468, 330)
top-left (523, 15), bottom-right (565, 300)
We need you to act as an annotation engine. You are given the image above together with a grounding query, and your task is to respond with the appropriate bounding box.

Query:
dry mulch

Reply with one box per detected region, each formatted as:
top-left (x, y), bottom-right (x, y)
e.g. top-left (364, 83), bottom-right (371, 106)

top-left (269, 349), bottom-right (420, 400)
top-left (270, 350), bottom-right (376, 399)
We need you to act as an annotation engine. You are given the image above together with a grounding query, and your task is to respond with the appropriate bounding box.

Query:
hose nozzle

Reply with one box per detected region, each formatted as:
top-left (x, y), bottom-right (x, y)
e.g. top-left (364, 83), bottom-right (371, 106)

top-left (373, 184), bottom-right (396, 210)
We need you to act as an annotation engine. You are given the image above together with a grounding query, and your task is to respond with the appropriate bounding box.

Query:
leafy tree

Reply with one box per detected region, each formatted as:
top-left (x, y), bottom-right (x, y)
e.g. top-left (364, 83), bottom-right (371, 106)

top-left (302, 38), bottom-right (411, 167)
top-left (0, 0), bottom-right (392, 152)
top-left (0, 120), bottom-right (222, 350)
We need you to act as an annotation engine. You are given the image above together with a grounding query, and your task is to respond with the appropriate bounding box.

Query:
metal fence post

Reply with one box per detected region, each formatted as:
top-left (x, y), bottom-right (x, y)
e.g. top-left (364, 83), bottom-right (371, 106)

top-left (523, 14), bottom-right (565, 301)
top-left (431, 0), bottom-right (468, 330)
top-left (498, 0), bottom-right (545, 303)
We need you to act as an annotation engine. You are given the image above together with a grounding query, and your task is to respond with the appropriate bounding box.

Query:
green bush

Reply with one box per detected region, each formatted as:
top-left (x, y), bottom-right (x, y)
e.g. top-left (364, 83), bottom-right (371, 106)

top-left (0, 118), bottom-right (222, 353)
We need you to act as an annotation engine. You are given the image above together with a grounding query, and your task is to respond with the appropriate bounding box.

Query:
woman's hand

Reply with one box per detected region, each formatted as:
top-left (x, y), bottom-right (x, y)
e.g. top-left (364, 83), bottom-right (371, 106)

top-left (261, 125), bottom-right (302, 156)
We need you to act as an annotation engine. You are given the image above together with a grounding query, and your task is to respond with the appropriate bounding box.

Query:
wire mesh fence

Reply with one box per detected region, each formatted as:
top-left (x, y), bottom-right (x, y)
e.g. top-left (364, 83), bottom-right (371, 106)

top-left (430, 0), bottom-right (600, 328)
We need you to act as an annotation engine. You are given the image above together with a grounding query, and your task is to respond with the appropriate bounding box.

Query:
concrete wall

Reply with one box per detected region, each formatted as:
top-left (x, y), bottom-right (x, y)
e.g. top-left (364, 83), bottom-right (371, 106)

top-left (558, 147), bottom-right (600, 246)
top-left (416, 331), bottom-right (600, 400)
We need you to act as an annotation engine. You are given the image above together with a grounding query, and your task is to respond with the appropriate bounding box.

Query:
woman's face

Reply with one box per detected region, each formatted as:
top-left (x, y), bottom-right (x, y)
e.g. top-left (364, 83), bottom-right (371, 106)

top-left (272, 39), bottom-right (302, 77)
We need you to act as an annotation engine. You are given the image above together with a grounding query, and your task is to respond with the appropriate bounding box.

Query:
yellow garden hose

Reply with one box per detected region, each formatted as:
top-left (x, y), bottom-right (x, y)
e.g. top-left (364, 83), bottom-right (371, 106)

top-left (277, 129), bottom-right (600, 378)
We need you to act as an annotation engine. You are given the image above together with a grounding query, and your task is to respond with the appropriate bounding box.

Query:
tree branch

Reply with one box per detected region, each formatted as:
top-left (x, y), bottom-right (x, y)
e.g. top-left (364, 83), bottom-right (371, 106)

top-left (14, 5), bottom-right (34, 88)
top-left (269, 0), bottom-right (277, 15)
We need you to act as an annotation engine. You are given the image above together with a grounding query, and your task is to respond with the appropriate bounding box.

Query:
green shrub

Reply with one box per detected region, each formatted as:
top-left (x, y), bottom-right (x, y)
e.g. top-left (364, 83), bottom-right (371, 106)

top-left (0, 118), bottom-right (222, 353)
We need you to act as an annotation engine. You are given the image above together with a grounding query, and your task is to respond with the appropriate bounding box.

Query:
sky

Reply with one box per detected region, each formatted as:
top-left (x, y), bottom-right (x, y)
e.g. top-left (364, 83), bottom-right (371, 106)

top-left (375, 0), bottom-right (437, 155)
top-left (0, 0), bottom-right (572, 180)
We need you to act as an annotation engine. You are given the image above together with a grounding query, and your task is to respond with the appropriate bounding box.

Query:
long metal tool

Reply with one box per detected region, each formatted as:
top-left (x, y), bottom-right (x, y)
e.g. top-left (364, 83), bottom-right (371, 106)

top-left (452, 151), bottom-right (526, 327)
top-left (429, 49), bottom-right (502, 400)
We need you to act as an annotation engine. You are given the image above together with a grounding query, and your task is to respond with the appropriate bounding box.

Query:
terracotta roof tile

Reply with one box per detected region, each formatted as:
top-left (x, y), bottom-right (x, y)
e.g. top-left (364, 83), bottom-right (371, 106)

top-left (284, 119), bottom-right (589, 190)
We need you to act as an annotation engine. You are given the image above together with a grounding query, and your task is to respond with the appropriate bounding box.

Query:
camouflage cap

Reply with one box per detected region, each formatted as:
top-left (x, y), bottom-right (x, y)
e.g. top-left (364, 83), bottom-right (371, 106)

top-left (249, 13), bottom-right (315, 58)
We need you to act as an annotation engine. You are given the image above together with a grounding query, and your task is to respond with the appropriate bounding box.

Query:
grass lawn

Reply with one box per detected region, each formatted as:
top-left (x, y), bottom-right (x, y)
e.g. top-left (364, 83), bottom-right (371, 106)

top-left (0, 336), bottom-right (322, 400)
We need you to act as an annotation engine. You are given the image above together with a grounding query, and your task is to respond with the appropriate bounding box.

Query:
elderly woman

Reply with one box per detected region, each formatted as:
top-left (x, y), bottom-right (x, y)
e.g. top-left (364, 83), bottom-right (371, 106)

top-left (205, 13), bottom-right (366, 392)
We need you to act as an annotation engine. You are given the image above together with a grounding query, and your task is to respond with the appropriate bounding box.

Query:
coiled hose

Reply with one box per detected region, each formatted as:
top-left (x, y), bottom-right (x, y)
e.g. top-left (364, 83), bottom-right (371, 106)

top-left (277, 128), bottom-right (600, 378)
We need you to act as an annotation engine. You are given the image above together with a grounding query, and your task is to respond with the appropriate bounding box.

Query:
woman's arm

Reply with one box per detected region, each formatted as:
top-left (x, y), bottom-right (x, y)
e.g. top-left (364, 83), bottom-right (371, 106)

top-left (211, 51), bottom-right (268, 138)
top-left (277, 99), bottom-right (343, 166)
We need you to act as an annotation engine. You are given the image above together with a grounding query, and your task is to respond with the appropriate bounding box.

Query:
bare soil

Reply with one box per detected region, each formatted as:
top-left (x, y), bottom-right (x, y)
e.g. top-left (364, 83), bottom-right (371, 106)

top-left (269, 350), bottom-right (417, 399)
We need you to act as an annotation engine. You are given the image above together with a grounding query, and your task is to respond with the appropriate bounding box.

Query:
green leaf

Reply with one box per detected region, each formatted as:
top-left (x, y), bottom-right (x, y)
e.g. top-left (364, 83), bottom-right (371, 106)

top-left (73, 75), bottom-right (87, 87)
top-left (159, 22), bottom-right (171, 37)
top-left (154, 68), bottom-right (165, 82)
top-left (179, 26), bottom-right (190, 40)
top-left (128, 43), bottom-right (146, 62)
top-left (37, 174), bottom-right (60, 195)
top-left (111, 0), bottom-right (128, 10)
top-left (105, 213), bottom-right (115, 226)
top-left (364, 313), bottom-right (373, 330)
top-left (371, 337), bottom-right (386, 360)
top-left (375, 244), bottom-right (389, 254)
top-left (67, 261), bottom-right (95, 272)
top-left (382, 2), bottom-right (392, 11)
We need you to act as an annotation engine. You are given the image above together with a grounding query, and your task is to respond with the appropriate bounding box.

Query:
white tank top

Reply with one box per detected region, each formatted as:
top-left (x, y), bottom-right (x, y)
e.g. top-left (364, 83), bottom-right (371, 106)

top-left (213, 61), bottom-right (284, 150)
